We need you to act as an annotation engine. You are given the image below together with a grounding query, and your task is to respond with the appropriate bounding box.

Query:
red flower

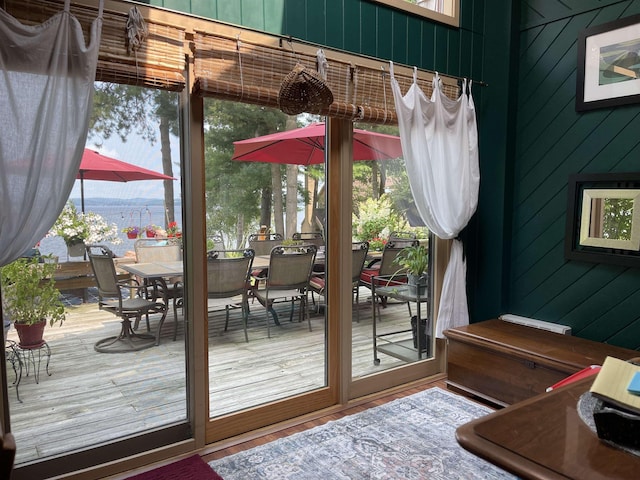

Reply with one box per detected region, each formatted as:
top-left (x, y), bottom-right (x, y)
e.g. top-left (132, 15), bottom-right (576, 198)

top-left (166, 221), bottom-right (181, 238)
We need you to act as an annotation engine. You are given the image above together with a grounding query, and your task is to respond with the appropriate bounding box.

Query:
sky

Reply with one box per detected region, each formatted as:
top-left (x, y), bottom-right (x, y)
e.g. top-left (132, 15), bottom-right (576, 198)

top-left (69, 130), bottom-right (181, 201)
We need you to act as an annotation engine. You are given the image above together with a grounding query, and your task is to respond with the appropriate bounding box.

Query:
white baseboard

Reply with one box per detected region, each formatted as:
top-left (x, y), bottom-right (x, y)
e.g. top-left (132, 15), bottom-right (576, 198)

top-left (499, 314), bottom-right (572, 335)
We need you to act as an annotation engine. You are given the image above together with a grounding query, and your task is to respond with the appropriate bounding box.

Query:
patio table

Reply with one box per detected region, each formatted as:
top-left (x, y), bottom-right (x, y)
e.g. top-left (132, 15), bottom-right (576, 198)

top-left (120, 261), bottom-right (184, 345)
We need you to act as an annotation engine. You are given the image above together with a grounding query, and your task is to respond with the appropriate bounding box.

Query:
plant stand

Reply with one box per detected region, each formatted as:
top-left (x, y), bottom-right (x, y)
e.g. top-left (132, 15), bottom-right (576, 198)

top-left (5, 339), bottom-right (52, 402)
top-left (371, 278), bottom-right (431, 365)
top-left (5, 341), bottom-right (22, 402)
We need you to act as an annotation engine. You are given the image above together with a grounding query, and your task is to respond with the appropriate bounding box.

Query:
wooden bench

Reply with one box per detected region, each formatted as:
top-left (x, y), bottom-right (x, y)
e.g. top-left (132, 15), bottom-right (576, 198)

top-left (49, 259), bottom-right (133, 302)
top-left (443, 318), bottom-right (639, 407)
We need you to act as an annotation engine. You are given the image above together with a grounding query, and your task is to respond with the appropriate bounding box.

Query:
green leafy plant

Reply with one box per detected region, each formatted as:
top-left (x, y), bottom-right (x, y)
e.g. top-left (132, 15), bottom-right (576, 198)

top-left (352, 195), bottom-right (413, 244)
top-left (1, 256), bottom-right (66, 327)
top-left (393, 244), bottom-right (429, 276)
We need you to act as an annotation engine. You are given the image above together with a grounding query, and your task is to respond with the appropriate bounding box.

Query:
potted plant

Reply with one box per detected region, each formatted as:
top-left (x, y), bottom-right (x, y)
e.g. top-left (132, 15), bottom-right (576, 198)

top-left (123, 225), bottom-right (141, 239)
top-left (369, 237), bottom-right (387, 252)
top-left (166, 221), bottom-right (182, 246)
top-left (50, 202), bottom-right (121, 255)
top-left (145, 224), bottom-right (159, 238)
top-left (1, 255), bottom-right (66, 347)
top-left (393, 244), bottom-right (429, 296)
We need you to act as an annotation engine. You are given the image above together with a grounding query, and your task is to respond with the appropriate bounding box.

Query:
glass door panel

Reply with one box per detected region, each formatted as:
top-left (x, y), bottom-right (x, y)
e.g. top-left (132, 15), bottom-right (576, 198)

top-left (203, 100), bottom-right (328, 423)
top-left (349, 123), bottom-right (435, 382)
top-left (4, 84), bottom-right (189, 479)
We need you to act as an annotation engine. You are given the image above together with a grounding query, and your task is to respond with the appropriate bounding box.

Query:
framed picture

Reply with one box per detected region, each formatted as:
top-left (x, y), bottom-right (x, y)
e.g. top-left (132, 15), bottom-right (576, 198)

top-left (576, 14), bottom-right (640, 111)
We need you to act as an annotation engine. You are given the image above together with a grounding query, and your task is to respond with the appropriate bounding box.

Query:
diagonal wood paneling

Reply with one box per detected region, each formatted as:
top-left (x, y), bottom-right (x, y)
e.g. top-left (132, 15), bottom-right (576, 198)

top-left (521, 0), bottom-right (616, 29)
top-left (510, 0), bottom-right (640, 348)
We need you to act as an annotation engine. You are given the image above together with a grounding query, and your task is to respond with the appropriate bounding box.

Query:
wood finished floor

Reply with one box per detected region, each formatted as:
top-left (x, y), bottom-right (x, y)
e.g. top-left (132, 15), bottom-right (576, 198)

top-left (6, 290), bottom-right (423, 465)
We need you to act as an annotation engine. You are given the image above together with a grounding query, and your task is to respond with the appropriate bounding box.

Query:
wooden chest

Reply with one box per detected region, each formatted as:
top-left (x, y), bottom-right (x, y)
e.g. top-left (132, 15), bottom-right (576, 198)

top-left (443, 319), bottom-right (639, 406)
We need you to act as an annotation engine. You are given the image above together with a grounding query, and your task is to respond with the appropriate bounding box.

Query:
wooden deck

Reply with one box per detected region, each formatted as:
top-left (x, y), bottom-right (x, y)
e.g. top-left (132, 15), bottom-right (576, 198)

top-left (5, 289), bottom-right (418, 465)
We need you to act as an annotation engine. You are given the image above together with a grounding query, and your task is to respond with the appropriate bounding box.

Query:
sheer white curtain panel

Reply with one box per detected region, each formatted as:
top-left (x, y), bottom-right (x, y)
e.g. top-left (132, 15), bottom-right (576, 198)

top-left (390, 63), bottom-right (480, 338)
top-left (0, 0), bottom-right (103, 266)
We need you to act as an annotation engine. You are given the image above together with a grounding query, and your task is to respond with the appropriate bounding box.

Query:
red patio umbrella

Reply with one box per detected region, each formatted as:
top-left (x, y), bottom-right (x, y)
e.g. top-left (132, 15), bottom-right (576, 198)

top-left (77, 149), bottom-right (175, 213)
top-left (232, 122), bottom-right (403, 165)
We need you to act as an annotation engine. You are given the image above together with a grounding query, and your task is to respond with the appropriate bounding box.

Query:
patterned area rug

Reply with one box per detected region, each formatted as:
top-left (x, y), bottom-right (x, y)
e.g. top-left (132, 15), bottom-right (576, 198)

top-left (209, 387), bottom-right (516, 479)
top-left (126, 455), bottom-right (223, 480)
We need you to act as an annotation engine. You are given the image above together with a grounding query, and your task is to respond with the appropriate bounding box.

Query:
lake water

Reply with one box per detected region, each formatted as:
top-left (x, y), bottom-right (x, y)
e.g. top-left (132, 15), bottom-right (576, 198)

top-left (37, 201), bottom-right (182, 261)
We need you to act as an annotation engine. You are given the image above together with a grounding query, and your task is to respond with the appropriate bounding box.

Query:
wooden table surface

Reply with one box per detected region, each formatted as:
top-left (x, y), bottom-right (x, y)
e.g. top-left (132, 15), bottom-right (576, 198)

top-left (456, 376), bottom-right (640, 479)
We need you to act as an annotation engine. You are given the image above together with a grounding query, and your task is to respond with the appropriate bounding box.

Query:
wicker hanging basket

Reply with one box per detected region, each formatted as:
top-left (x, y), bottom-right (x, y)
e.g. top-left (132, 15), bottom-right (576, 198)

top-left (278, 64), bottom-right (334, 115)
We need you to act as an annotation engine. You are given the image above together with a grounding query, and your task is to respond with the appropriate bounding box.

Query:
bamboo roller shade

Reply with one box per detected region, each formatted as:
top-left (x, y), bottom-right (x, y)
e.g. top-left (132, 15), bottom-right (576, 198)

top-left (4, 0), bottom-right (186, 91)
top-left (5, 0), bottom-right (460, 121)
top-left (193, 32), bottom-right (460, 125)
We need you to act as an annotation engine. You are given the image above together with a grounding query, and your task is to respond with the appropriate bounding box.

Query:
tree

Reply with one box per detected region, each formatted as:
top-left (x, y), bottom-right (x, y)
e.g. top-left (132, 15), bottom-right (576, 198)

top-left (89, 83), bottom-right (180, 226)
top-left (203, 100), bottom-right (287, 247)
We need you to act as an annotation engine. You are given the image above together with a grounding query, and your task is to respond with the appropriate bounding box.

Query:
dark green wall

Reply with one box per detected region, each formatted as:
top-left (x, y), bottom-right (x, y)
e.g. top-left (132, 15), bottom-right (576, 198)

top-left (506, 0), bottom-right (640, 348)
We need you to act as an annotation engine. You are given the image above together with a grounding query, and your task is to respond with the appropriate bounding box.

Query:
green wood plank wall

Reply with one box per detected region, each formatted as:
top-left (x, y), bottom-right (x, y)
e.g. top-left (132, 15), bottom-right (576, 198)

top-left (145, 0), bottom-right (484, 80)
top-left (508, 0), bottom-right (640, 349)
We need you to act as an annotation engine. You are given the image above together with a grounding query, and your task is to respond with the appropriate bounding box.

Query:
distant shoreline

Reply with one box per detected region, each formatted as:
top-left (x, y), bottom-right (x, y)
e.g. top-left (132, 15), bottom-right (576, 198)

top-left (39, 200), bottom-right (182, 261)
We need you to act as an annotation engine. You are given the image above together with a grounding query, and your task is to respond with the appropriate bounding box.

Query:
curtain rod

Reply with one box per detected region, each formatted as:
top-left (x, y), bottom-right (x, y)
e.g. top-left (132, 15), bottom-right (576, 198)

top-left (277, 35), bottom-right (488, 88)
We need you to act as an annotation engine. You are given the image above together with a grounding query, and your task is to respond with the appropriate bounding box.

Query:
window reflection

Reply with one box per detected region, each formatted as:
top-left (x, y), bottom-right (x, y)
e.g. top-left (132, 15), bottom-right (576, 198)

top-left (588, 197), bottom-right (634, 241)
top-left (579, 188), bottom-right (640, 251)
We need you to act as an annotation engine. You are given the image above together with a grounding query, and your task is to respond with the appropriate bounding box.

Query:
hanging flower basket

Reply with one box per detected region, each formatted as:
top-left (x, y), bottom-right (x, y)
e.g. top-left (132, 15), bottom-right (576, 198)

top-left (123, 226), bottom-right (141, 239)
top-left (145, 224), bottom-right (159, 238)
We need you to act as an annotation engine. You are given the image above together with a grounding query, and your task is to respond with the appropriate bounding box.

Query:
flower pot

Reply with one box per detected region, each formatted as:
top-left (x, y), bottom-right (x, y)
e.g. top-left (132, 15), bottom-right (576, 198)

top-left (146, 231), bottom-right (156, 238)
top-left (127, 232), bottom-right (138, 239)
top-left (410, 315), bottom-right (430, 354)
top-left (15, 320), bottom-right (46, 348)
top-left (67, 241), bottom-right (85, 257)
top-left (407, 273), bottom-right (428, 297)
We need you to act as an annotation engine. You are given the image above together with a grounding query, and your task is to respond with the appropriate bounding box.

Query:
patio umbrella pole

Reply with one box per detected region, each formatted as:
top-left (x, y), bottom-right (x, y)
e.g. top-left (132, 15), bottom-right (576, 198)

top-left (80, 171), bottom-right (86, 214)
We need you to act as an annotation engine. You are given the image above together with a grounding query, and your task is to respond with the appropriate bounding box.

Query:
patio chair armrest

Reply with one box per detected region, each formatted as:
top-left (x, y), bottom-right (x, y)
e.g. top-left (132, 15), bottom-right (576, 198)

top-left (117, 279), bottom-right (145, 296)
top-left (118, 277), bottom-right (141, 287)
top-left (372, 273), bottom-right (408, 287)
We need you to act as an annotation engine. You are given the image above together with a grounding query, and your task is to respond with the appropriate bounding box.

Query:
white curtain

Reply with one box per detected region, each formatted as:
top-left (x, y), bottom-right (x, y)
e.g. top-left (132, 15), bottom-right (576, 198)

top-left (390, 63), bottom-right (480, 338)
top-left (0, 0), bottom-right (103, 266)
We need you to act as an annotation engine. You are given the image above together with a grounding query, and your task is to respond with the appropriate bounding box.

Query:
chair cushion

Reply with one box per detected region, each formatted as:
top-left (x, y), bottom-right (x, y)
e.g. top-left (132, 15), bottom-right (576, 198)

top-left (309, 275), bottom-right (325, 294)
top-left (360, 267), bottom-right (407, 287)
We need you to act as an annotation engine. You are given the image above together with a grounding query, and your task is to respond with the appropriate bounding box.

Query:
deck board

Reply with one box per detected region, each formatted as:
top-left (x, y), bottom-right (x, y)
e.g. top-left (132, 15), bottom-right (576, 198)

top-left (6, 291), bottom-right (417, 465)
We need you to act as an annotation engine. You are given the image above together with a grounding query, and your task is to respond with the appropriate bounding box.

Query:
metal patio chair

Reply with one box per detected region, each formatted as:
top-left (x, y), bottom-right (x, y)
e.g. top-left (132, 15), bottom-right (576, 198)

top-left (309, 241), bottom-right (369, 321)
top-left (252, 244), bottom-right (317, 338)
top-left (359, 240), bottom-right (417, 310)
top-left (86, 244), bottom-right (167, 353)
top-left (206, 248), bottom-right (255, 342)
top-left (292, 231), bottom-right (324, 248)
top-left (388, 231), bottom-right (418, 247)
top-left (247, 233), bottom-right (284, 256)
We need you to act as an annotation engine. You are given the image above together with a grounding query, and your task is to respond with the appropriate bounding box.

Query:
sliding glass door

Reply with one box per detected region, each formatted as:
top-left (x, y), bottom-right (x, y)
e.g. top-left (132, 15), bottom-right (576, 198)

top-left (4, 84), bottom-right (190, 480)
top-left (203, 99), bottom-right (332, 442)
top-left (349, 123), bottom-right (440, 397)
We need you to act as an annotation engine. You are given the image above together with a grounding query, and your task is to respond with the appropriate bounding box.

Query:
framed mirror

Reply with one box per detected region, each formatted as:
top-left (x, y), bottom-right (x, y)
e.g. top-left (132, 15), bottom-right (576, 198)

top-left (565, 172), bottom-right (640, 267)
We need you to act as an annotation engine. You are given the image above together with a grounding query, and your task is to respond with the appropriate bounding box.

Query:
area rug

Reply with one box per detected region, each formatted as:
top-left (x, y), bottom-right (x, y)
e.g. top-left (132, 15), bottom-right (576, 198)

top-left (209, 387), bottom-right (517, 479)
top-left (125, 454), bottom-right (223, 480)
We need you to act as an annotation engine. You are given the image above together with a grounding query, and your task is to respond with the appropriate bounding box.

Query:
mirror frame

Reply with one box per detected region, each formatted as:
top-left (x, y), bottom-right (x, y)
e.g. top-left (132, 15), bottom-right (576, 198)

top-left (565, 172), bottom-right (640, 267)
